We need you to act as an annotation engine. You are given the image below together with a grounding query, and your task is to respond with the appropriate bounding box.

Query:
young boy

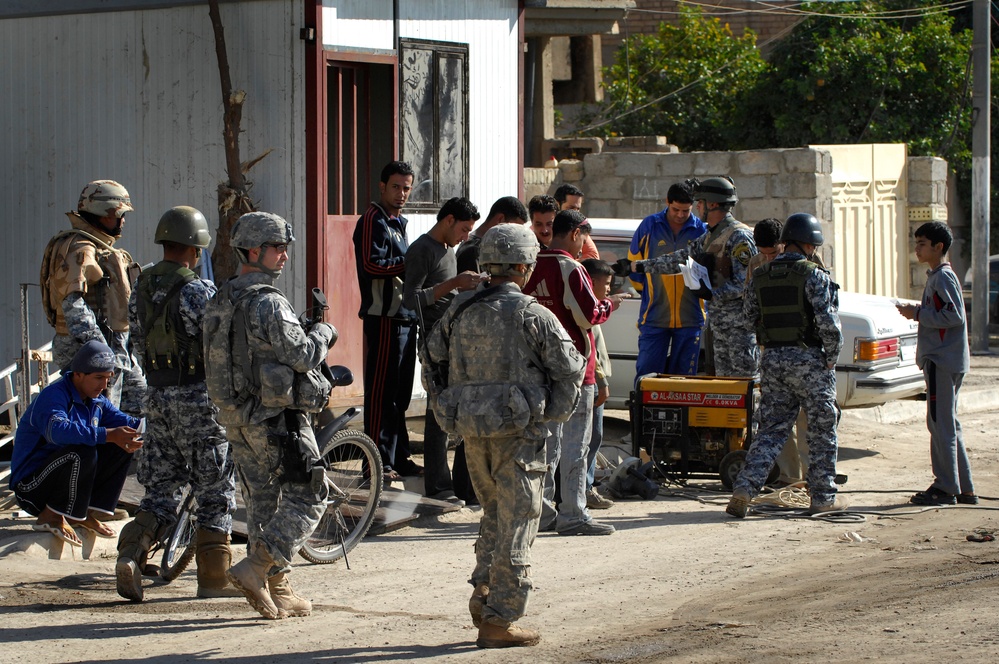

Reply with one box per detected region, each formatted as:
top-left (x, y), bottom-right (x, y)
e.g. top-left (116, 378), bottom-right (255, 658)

top-left (581, 258), bottom-right (616, 509)
top-left (896, 221), bottom-right (976, 506)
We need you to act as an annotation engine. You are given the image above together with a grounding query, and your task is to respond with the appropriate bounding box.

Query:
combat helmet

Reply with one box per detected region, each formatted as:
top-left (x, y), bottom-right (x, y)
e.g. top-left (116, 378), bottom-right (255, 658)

top-left (155, 206), bottom-right (211, 248)
top-left (693, 177), bottom-right (738, 205)
top-left (230, 211), bottom-right (295, 277)
top-left (479, 224), bottom-right (539, 277)
top-left (781, 213), bottom-right (824, 247)
top-left (78, 180), bottom-right (133, 218)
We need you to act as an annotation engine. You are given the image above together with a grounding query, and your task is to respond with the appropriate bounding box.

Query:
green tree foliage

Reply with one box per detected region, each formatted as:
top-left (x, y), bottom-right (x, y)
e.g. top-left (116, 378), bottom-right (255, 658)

top-left (597, 5), bottom-right (766, 150)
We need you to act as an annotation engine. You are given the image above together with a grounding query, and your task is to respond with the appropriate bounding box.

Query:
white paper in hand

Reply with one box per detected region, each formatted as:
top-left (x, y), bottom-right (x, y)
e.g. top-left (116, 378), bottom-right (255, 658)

top-left (679, 257), bottom-right (710, 290)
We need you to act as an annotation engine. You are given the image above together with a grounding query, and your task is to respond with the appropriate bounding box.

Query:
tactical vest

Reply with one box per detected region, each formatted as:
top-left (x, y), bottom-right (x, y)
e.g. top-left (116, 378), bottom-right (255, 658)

top-left (703, 216), bottom-right (750, 288)
top-left (135, 261), bottom-right (204, 387)
top-left (752, 259), bottom-right (822, 348)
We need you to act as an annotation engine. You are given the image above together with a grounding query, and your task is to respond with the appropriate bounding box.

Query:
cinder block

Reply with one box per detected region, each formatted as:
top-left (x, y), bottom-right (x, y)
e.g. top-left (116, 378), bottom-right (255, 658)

top-left (736, 150), bottom-right (781, 175)
top-left (630, 176), bottom-right (665, 202)
top-left (585, 200), bottom-right (614, 218)
top-left (625, 199), bottom-right (659, 220)
top-left (908, 181), bottom-right (936, 206)
top-left (790, 174), bottom-right (821, 199)
top-left (692, 151), bottom-right (733, 176)
top-left (585, 176), bottom-right (627, 199)
top-left (615, 152), bottom-right (665, 177)
top-left (737, 198), bottom-right (782, 223)
top-left (582, 152), bottom-right (615, 172)
top-left (559, 159), bottom-right (585, 182)
top-left (736, 175), bottom-right (767, 199)
top-left (771, 175), bottom-right (790, 199)
top-left (657, 153), bottom-right (697, 178)
top-left (782, 148), bottom-right (825, 173)
top-left (784, 198), bottom-right (822, 216)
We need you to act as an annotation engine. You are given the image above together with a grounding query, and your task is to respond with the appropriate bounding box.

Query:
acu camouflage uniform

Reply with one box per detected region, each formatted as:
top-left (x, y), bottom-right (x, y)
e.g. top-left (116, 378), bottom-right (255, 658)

top-left (427, 282), bottom-right (585, 628)
top-left (128, 264), bottom-right (236, 533)
top-left (735, 251), bottom-right (843, 505)
top-left (636, 213), bottom-right (759, 377)
top-left (42, 212), bottom-right (146, 413)
top-left (206, 271), bottom-right (335, 572)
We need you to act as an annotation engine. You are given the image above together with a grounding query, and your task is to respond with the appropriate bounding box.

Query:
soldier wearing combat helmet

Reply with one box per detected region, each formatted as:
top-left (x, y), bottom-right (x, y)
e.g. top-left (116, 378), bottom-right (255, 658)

top-left (427, 223), bottom-right (585, 648)
top-left (203, 211), bottom-right (336, 621)
top-left (727, 212), bottom-right (845, 518)
top-left (631, 176), bottom-right (760, 377)
top-left (40, 180), bottom-right (146, 413)
top-left (116, 206), bottom-right (239, 603)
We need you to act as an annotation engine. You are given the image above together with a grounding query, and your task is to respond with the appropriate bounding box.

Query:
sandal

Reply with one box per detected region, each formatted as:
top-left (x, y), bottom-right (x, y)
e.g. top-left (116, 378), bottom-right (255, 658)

top-left (77, 517), bottom-right (117, 538)
top-left (383, 469), bottom-right (402, 483)
top-left (32, 521), bottom-right (84, 547)
top-left (910, 486), bottom-right (957, 506)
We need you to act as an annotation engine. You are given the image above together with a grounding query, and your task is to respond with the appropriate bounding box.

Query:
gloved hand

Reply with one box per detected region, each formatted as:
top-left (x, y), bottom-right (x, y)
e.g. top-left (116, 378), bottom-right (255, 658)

top-left (612, 257), bottom-right (633, 277)
top-left (690, 279), bottom-right (713, 301)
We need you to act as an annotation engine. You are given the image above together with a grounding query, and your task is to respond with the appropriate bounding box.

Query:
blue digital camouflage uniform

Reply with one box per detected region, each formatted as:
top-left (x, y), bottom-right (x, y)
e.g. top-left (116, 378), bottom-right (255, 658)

top-left (735, 251), bottom-right (843, 505)
top-left (127, 270), bottom-right (236, 533)
top-left (635, 213), bottom-right (759, 377)
top-left (427, 282), bottom-right (585, 628)
top-left (211, 271), bottom-right (334, 572)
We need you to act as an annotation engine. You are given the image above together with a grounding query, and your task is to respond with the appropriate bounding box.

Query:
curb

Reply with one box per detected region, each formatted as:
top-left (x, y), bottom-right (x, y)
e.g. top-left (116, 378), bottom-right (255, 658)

top-left (842, 387), bottom-right (999, 425)
top-left (0, 519), bottom-right (124, 562)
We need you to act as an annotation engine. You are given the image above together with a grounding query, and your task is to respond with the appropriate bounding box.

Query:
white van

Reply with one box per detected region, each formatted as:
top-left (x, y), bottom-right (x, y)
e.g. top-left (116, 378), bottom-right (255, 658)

top-left (586, 218), bottom-right (926, 410)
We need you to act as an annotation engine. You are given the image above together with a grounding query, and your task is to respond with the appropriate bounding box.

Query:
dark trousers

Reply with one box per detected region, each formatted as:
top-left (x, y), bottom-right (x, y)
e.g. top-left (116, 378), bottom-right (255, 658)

top-left (423, 407), bottom-right (453, 497)
top-left (452, 443), bottom-right (479, 505)
top-left (14, 443), bottom-right (133, 520)
top-left (362, 316), bottom-right (416, 472)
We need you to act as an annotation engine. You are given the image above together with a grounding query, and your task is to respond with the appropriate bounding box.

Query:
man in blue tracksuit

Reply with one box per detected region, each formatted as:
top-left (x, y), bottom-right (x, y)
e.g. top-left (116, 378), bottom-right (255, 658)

top-left (628, 181), bottom-right (707, 379)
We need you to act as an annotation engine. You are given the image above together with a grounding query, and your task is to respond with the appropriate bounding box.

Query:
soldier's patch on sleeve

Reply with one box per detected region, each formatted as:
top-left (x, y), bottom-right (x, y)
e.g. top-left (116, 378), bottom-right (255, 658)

top-left (731, 242), bottom-right (754, 267)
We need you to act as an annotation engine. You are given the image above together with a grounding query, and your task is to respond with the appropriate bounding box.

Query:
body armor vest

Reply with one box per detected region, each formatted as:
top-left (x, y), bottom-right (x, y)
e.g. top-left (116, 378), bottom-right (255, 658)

top-left (752, 259), bottom-right (822, 348)
top-left (136, 261), bottom-right (205, 387)
top-left (703, 216), bottom-right (750, 288)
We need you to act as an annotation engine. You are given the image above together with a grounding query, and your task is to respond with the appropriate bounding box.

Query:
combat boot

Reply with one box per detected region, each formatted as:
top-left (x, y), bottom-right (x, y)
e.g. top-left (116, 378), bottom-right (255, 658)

top-left (226, 542), bottom-right (282, 619)
top-left (476, 621), bottom-right (541, 648)
top-left (196, 529), bottom-right (242, 598)
top-left (116, 511), bottom-right (163, 602)
top-left (468, 583), bottom-right (489, 627)
top-left (267, 572), bottom-right (312, 617)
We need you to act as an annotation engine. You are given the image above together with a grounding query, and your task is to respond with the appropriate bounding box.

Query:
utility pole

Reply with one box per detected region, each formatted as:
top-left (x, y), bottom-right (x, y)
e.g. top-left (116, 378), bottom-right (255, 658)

top-left (970, 0), bottom-right (991, 353)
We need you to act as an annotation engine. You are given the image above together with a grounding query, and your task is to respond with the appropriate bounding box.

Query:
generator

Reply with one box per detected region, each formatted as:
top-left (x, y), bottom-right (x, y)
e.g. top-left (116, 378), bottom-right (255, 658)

top-left (630, 374), bottom-right (766, 489)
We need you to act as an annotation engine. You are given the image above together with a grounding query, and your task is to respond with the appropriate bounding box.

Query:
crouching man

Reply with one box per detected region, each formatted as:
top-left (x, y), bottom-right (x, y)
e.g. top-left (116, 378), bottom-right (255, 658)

top-left (427, 224), bottom-right (585, 648)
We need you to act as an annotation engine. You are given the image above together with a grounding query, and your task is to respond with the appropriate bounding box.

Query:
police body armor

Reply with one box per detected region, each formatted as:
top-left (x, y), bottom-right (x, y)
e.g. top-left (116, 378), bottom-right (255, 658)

top-left (752, 258), bottom-right (822, 348)
top-left (702, 215), bottom-right (750, 290)
top-left (135, 261), bottom-right (205, 387)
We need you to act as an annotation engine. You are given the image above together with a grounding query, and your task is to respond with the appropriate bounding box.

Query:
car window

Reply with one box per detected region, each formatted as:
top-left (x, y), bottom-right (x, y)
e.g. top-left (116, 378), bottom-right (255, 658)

top-left (592, 236), bottom-right (638, 296)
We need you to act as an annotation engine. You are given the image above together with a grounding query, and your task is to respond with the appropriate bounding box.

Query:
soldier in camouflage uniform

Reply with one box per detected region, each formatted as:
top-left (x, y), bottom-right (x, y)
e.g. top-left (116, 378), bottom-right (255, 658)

top-left (632, 177), bottom-right (759, 377)
top-left (204, 212), bottom-right (336, 620)
top-left (427, 224), bottom-right (585, 649)
top-left (115, 207), bottom-right (238, 603)
top-left (726, 213), bottom-right (845, 517)
top-left (40, 180), bottom-right (146, 414)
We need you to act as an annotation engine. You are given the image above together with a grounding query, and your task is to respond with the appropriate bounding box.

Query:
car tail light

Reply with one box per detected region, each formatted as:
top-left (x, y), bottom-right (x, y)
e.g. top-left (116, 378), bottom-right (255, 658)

top-left (854, 337), bottom-right (899, 363)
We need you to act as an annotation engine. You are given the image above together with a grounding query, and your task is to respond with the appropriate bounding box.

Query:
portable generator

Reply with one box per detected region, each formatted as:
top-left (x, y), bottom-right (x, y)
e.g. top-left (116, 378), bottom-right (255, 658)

top-left (630, 374), bottom-right (762, 489)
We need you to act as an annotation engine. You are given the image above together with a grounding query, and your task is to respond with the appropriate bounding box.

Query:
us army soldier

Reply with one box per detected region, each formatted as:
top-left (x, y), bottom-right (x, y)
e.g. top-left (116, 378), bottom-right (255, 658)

top-left (427, 224), bottom-right (585, 648)
top-left (40, 180), bottom-right (146, 413)
top-left (116, 207), bottom-right (238, 603)
top-left (727, 213), bottom-right (845, 517)
top-left (203, 212), bottom-right (336, 621)
top-left (632, 177), bottom-right (759, 377)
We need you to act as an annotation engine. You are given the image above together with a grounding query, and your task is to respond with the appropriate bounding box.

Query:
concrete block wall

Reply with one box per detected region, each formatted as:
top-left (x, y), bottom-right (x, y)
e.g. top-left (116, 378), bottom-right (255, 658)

top-left (906, 156), bottom-right (950, 298)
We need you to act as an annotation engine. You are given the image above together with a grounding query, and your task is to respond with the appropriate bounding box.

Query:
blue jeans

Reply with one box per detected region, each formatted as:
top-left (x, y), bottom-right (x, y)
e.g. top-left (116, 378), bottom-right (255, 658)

top-left (552, 384), bottom-right (595, 531)
top-left (636, 326), bottom-right (701, 386)
top-left (586, 402), bottom-right (604, 490)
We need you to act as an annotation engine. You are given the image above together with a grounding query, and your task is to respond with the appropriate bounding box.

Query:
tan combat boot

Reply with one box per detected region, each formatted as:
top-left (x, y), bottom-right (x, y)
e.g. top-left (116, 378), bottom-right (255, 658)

top-left (267, 572), bottom-right (312, 617)
top-left (226, 542), bottom-right (282, 619)
top-left (469, 584), bottom-right (489, 627)
top-left (476, 621), bottom-right (542, 648)
top-left (115, 511), bottom-right (163, 602)
top-left (195, 529), bottom-right (242, 598)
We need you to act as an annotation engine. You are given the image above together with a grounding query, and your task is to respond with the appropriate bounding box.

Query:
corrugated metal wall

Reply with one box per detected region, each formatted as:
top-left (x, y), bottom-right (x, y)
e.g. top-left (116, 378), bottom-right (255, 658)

top-left (0, 0), bottom-right (305, 366)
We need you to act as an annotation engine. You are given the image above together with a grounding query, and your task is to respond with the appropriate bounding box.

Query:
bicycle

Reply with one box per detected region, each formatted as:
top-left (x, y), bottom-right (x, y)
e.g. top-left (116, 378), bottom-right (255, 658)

top-left (158, 289), bottom-right (383, 578)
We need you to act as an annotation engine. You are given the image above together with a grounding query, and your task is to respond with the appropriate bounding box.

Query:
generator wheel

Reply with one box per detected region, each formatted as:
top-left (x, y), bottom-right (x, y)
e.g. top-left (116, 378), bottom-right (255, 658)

top-left (719, 450), bottom-right (780, 490)
top-left (719, 450), bottom-right (747, 491)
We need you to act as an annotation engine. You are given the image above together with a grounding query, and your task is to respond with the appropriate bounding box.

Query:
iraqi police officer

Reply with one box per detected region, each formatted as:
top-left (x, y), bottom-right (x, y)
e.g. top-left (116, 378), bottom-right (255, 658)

top-left (631, 177), bottom-right (759, 377)
top-left (203, 212), bottom-right (337, 620)
top-left (726, 213), bottom-right (845, 517)
top-left (115, 207), bottom-right (238, 602)
top-left (427, 224), bottom-right (585, 648)
top-left (40, 180), bottom-right (146, 413)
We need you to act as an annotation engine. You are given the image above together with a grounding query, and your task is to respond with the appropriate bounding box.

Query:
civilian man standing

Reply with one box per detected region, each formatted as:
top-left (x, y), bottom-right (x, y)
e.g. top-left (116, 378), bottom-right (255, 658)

top-left (353, 161), bottom-right (422, 481)
top-left (628, 181), bottom-right (707, 378)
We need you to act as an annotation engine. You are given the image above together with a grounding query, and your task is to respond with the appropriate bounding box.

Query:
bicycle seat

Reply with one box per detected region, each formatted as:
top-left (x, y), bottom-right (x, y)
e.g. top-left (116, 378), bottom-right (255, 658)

top-left (328, 365), bottom-right (354, 387)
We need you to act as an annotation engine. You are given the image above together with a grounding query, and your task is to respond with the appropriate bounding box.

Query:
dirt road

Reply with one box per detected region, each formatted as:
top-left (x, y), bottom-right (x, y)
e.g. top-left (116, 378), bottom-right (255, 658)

top-left (2, 359), bottom-right (998, 663)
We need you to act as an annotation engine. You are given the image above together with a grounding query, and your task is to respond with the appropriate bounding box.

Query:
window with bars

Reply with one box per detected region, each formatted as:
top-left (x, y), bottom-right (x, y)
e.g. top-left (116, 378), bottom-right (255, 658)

top-left (399, 38), bottom-right (469, 209)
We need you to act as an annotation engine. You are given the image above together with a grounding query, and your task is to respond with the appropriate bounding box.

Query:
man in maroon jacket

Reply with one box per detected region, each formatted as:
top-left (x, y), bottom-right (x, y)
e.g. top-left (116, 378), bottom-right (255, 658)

top-left (524, 210), bottom-right (626, 535)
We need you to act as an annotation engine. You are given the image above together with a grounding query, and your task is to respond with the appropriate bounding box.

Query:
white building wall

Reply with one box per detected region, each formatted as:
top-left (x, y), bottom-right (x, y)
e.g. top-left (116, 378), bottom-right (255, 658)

top-left (0, 0), bottom-right (306, 365)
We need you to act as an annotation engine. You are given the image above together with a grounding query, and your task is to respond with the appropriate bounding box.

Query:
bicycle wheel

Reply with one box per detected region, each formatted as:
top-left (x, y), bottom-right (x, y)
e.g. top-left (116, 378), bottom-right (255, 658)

top-left (299, 428), bottom-right (383, 564)
top-left (160, 495), bottom-right (197, 582)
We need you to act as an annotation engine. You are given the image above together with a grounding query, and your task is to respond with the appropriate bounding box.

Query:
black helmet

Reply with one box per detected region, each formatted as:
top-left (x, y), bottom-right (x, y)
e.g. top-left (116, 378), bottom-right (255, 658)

top-left (780, 213), bottom-right (824, 247)
top-left (693, 177), bottom-right (738, 205)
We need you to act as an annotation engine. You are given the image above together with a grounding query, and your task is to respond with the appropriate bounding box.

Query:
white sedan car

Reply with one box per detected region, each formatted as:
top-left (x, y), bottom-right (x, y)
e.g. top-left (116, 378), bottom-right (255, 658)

top-left (587, 218), bottom-right (925, 411)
